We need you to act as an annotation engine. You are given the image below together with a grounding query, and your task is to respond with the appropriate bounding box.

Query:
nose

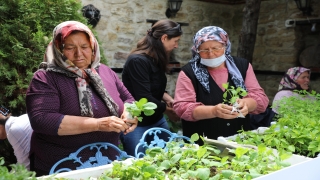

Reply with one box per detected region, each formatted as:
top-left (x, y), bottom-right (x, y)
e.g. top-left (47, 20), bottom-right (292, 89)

top-left (75, 48), bottom-right (83, 56)
top-left (207, 49), bottom-right (214, 54)
top-left (174, 43), bottom-right (179, 49)
top-left (207, 50), bottom-right (220, 58)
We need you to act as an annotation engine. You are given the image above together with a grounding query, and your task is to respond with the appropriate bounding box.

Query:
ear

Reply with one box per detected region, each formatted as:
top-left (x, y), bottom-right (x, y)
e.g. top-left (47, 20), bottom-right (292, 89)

top-left (161, 34), bottom-right (168, 43)
top-left (91, 51), bottom-right (96, 62)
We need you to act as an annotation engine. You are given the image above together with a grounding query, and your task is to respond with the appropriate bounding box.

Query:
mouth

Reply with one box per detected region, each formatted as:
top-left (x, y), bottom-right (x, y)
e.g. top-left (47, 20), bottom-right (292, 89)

top-left (74, 59), bottom-right (84, 62)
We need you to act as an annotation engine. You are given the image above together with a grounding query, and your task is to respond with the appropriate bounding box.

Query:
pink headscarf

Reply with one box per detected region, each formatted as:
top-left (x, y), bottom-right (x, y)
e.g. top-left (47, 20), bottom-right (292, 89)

top-left (278, 67), bottom-right (310, 91)
top-left (41, 21), bottom-right (118, 117)
top-left (44, 20), bottom-right (100, 71)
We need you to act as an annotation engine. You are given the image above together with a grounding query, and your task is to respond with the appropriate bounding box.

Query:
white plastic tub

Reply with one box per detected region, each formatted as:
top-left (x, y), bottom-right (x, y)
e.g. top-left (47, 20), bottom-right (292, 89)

top-left (38, 157), bottom-right (314, 180)
top-left (37, 158), bottom-right (134, 180)
top-left (255, 157), bottom-right (320, 180)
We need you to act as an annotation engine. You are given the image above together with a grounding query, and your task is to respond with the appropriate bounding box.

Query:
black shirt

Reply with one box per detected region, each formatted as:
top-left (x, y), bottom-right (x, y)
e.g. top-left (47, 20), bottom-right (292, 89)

top-left (122, 54), bottom-right (167, 126)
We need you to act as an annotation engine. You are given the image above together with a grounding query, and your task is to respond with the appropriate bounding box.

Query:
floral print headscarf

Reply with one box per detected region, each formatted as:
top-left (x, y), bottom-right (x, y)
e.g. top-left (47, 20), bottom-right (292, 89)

top-left (40, 21), bottom-right (119, 117)
top-left (278, 67), bottom-right (310, 91)
top-left (189, 26), bottom-right (246, 93)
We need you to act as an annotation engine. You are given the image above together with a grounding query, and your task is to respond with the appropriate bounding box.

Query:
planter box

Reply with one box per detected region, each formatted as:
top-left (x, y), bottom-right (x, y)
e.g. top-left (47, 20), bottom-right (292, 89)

top-left (37, 147), bottom-right (312, 180)
top-left (38, 157), bottom-right (316, 180)
top-left (255, 157), bottom-right (320, 180)
top-left (38, 158), bottom-right (134, 180)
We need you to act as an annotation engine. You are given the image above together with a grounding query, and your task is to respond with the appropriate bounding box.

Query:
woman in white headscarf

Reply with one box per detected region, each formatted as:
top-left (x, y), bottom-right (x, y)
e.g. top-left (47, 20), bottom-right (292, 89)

top-left (173, 26), bottom-right (269, 144)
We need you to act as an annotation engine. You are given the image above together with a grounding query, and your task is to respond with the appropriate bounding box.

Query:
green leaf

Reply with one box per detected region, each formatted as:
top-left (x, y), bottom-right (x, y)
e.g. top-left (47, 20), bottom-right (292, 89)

top-left (143, 109), bottom-right (155, 116)
top-left (190, 133), bottom-right (199, 142)
top-left (222, 83), bottom-right (229, 89)
top-left (170, 154), bottom-right (182, 164)
top-left (160, 160), bottom-right (171, 170)
top-left (136, 98), bottom-right (148, 108)
top-left (197, 147), bottom-right (207, 159)
top-left (287, 145), bottom-right (295, 152)
top-left (143, 102), bottom-right (157, 109)
top-left (223, 92), bottom-right (227, 99)
top-left (137, 117), bottom-right (143, 122)
top-left (196, 168), bottom-right (210, 180)
top-left (221, 169), bottom-right (234, 178)
top-left (235, 147), bottom-right (249, 159)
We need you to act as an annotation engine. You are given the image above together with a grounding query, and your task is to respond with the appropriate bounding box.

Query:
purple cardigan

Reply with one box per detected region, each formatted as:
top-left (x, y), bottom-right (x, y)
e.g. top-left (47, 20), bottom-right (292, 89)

top-left (26, 64), bottom-right (134, 173)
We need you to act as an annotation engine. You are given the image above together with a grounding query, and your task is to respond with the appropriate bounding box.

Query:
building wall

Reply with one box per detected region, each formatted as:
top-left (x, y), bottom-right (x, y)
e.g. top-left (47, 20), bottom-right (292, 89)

top-left (81, 0), bottom-right (320, 103)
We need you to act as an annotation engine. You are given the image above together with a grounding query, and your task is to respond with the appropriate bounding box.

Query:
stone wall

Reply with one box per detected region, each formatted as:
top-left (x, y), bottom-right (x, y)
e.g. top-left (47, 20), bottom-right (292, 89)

top-left (81, 0), bottom-right (320, 103)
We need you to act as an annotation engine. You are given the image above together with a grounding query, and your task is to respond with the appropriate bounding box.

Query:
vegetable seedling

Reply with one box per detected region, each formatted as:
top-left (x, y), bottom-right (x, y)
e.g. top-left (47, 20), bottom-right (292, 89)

top-left (222, 82), bottom-right (247, 105)
top-left (124, 98), bottom-right (157, 122)
top-left (222, 83), bottom-right (247, 118)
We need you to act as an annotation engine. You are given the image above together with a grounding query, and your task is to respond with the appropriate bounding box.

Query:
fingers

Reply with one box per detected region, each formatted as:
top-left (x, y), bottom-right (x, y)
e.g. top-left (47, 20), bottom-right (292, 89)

top-left (236, 100), bottom-right (249, 116)
top-left (164, 107), bottom-right (180, 122)
top-left (123, 117), bottom-right (138, 134)
top-left (166, 101), bottom-right (174, 108)
top-left (97, 116), bottom-right (130, 133)
top-left (239, 106), bottom-right (249, 116)
top-left (216, 104), bottom-right (239, 119)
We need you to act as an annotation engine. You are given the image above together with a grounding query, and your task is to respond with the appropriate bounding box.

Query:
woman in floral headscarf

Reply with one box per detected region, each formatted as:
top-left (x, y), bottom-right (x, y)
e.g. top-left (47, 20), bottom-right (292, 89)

top-left (26, 21), bottom-right (138, 176)
top-left (272, 67), bottom-right (311, 113)
top-left (173, 26), bottom-right (269, 144)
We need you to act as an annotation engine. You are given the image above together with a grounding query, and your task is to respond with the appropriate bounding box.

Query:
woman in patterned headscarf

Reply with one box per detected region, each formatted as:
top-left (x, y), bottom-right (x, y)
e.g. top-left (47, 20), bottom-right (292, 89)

top-left (26, 21), bottom-right (138, 176)
top-left (173, 26), bottom-right (269, 144)
top-left (272, 67), bottom-right (311, 113)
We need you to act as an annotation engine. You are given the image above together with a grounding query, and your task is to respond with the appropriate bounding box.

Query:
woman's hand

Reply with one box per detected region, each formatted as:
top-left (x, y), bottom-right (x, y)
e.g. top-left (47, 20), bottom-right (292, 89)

top-left (120, 112), bottom-right (138, 135)
top-left (214, 103), bottom-right (240, 119)
top-left (164, 106), bottom-right (180, 122)
top-left (163, 92), bottom-right (174, 108)
top-left (96, 116), bottom-right (133, 134)
top-left (236, 99), bottom-right (249, 117)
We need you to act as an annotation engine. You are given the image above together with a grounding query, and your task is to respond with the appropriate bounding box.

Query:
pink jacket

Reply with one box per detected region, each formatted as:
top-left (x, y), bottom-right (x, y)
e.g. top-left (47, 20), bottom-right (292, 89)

top-left (173, 64), bottom-right (269, 121)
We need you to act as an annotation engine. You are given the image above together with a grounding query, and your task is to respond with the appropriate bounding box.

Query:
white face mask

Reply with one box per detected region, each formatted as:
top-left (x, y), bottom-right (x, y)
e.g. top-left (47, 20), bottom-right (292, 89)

top-left (200, 54), bottom-right (226, 68)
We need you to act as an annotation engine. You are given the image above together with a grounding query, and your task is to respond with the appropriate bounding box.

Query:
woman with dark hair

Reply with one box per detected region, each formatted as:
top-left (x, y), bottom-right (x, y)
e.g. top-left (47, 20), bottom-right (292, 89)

top-left (121, 19), bottom-right (182, 156)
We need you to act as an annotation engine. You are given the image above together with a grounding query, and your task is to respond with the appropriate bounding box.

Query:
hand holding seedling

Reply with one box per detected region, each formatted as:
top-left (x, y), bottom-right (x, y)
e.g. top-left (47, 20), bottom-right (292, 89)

top-left (96, 116), bottom-right (136, 135)
top-left (214, 103), bottom-right (242, 119)
top-left (120, 113), bottom-right (138, 135)
top-left (231, 99), bottom-right (249, 118)
top-left (222, 83), bottom-right (248, 118)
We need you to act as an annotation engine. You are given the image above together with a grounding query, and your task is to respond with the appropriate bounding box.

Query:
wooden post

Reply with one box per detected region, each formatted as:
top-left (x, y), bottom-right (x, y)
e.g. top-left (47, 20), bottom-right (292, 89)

top-left (237, 0), bottom-right (261, 64)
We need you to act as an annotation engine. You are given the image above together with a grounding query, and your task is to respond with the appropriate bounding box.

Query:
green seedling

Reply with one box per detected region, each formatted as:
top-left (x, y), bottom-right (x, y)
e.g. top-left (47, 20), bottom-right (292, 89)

top-left (124, 98), bottom-right (157, 122)
top-left (222, 82), bottom-right (247, 105)
top-left (235, 90), bottom-right (320, 158)
top-left (102, 133), bottom-right (291, 179)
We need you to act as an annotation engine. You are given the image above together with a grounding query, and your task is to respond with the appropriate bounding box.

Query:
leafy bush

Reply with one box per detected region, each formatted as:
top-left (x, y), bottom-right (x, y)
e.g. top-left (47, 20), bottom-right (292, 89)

top-left (234, 90), bottom-right (320, 157)
top-left (0, 157), bottom-right (37, 180)
top-left (0, 0), bottom-right (107, 115)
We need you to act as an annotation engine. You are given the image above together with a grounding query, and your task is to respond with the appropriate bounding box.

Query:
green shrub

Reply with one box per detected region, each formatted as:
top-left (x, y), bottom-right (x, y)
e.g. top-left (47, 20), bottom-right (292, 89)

top-left (0, 0), bottom-right (107, 114)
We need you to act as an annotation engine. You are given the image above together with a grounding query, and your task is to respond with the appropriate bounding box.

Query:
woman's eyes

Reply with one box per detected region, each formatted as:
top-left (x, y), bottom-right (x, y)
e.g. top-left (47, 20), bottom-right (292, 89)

top-left (65, 46), bottom-right (90, 51)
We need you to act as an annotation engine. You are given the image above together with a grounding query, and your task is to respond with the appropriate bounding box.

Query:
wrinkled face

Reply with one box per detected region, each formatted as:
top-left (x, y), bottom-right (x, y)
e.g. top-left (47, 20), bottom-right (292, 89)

top-left (161, 35), bottom-right (181, 53)
top-left (296, 71), bottom-right (310, 90)
top-left (198, 40), bottom-right (225, 59)
top-left (63, 32), bottom-right (93, 70)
